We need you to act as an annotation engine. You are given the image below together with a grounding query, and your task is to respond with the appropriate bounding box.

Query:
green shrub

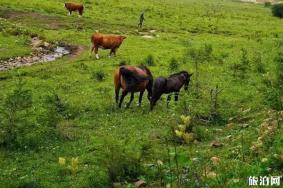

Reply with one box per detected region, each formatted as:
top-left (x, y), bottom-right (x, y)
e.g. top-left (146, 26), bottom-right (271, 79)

top-left (231, 48), bottom-right (250, 79)
top-left (99, 137), bottom-right (145, 183)
top-left (87, 169), bottom-right (110, 188)
top-left (168, 58), bottom-right (179, 72)
top-left (0, 76), bottom-right (32, 148)
top-left (92, 70), bottom-right (105, 81)
top-left (272, 4), bottom-right (283, 18)
top-left (0, 76), bottom-right (59, 149)
top-left (45, 93), bottom-right (77, 120)
top-left (144, 54), bottom-right (155, 66)
top-left (253, 53), bottom-right (265, 74)
top-left (263, 52), bottom-right (283, 110)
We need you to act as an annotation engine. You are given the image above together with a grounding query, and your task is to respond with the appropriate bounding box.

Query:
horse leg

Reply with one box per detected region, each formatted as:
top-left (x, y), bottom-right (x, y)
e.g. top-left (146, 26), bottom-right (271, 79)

top-left (68, 10), bottom-right (72, 16)
top-left (94, 47), bottom-right (99, 59)
top-left (126, 92), bottom-right (134, 108)
top-left (174, 92), bottom-right (179, 102)
top-left (119, 90), bottom-right (128, 108)
top-left (138, 91), bottom-right (144, 107)
top-left (167, 94), bottom-right (172, 108)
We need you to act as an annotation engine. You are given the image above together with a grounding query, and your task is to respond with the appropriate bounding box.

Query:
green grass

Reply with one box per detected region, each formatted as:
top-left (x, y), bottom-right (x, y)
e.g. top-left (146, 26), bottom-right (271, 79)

top-left (0, 0), bottom-right (282, 187)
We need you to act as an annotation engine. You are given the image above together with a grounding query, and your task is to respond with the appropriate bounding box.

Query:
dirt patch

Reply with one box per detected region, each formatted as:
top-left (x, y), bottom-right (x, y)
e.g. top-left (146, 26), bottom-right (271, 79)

top-left (0, 8), bottom-right (67, 30)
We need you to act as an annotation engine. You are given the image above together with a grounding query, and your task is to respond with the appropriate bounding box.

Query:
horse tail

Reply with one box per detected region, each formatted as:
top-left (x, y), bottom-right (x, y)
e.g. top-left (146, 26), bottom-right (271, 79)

top-left (113, 69), bottom-right (121, 103)
top-left (113, 69), bottom-right (121, 88)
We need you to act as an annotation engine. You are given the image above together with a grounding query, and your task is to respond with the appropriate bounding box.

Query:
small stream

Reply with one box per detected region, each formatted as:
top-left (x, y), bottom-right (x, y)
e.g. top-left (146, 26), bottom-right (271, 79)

top-left (0, 38), bottom-right (72, 71)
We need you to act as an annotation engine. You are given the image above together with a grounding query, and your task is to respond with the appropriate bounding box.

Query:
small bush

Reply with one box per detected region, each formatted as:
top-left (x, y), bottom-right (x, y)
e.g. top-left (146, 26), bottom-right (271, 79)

top-left (231, 48), bottom-right (250, 79)
top-left (45, 93), bottom-right (76, 120)
top-left (272, 4), bottom-right (283, 18)
top-left (253, 53), bottom-right (265, 73)
top-left (119, 59), bottom-right (128, 66)
top-left (99, 137), bottom-right (145, 183)
top-left (264, 2), bottom-right (271, 7)
top-left (87, 169), bottom-right (110, 188)
top-left (168, 58), bottom-right (179, 72)
top-left (144, 54), bottom-right (155, 66)
top-left (92, 70), bottom-right (105, 81)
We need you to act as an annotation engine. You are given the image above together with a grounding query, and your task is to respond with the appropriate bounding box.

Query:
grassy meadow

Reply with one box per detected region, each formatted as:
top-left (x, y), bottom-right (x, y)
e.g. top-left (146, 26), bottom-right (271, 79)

top-left (0, 0), bottom-right (282, 187)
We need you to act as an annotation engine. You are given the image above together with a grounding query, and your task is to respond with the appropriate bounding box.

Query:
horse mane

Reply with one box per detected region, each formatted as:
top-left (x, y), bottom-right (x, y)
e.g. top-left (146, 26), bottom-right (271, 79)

top-left (138, 64), bottom-right (153, 80)
top-left (168, 71), bottom-right (188, 78)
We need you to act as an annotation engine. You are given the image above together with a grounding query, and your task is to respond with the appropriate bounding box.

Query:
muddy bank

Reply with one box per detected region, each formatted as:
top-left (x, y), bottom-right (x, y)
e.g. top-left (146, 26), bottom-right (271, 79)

top-left (0, 37), bottom-right (81, 71)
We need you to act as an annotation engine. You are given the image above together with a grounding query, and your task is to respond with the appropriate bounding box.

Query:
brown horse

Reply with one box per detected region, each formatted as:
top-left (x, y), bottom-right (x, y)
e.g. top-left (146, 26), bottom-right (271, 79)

top-left (113, 65), bottom-right (153, 108)
top-left (64, 2), bottom-right (84, 16)
top-left (150, 71), bottom-right (193, 110)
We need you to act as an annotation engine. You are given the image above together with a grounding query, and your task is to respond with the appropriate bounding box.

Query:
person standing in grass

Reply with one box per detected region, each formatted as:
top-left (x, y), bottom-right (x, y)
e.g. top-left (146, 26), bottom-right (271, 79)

top-left (138, 11), bottom-right (145, 28)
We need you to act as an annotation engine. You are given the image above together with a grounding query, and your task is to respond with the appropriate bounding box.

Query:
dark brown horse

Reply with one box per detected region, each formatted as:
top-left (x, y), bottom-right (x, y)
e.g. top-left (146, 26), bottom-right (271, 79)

top-left (150, 71), bottom-right (193, 110)
top-left (113, 65), bottom-right (153, 108)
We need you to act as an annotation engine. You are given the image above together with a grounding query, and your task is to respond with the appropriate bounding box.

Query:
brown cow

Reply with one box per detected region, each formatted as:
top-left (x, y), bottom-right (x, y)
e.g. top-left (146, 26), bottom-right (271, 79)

top-left (90, 33), bottom-right (126, 59)
top-left (64, 2), bottom-right (84, 16)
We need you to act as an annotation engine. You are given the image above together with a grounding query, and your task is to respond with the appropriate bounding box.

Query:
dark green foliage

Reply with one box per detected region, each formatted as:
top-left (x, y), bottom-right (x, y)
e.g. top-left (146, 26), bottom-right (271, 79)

top-left (0, 76), bottom-right (33, 148)
top-left (87, 169), bottom-right (110, 188)
top-left (264, 2), bottom-right (271, 7)
top-left (253, 52), bottom-right (265, 73)
top-left (265, 52), bottom-right (283, 110)
top-left (144, 54), bottom-right (155, 66)
top-left (92, 70), bottom-right (105, 81)
top-left (168, 58), bottom-right (179, 72)
top-left (272, 4), bottom-right (283, 18)
top-left (99, 137), bottom-right (144, 183)
top-left (45, 93), bottom-right (77, 119)
top-left (231, 48), bottom-right (250, 79)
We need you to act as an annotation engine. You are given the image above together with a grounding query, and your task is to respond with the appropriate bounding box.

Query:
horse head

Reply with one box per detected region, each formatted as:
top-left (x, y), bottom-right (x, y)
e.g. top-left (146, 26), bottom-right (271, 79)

top-left (179, 71), bottom-right (193, 91)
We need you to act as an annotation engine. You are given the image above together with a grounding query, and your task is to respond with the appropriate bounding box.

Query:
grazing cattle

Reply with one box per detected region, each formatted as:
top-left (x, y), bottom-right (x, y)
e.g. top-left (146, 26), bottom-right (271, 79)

top-left (64, 2), bottom-right (84, 16)
top-left (113, 65), bottom-right (153, 108)
top-left (150, 71), bottom-right (193, 110)
top-left (90, 33), bottom-right (126, 59)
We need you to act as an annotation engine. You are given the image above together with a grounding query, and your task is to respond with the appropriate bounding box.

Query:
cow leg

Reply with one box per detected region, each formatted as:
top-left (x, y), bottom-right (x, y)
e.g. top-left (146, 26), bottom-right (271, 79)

top-left (68, 11), bottom-right (72, 16)
top-left (94, 47), bottom-right (99, 59)
top-left (126, 92), bottom-right (134, 108)
top-left (109, 49), bottom-right (114, 58)
top-left (167, 94), bottom-right (172, 108)
top-left (174, 92), bottom-right (179, 102)
top-left (119, 90), bottom-right (128, 108)
top-left (90, 45), bottom-right (95, 56)
top-left (138, 91), bottom-right (144, 107)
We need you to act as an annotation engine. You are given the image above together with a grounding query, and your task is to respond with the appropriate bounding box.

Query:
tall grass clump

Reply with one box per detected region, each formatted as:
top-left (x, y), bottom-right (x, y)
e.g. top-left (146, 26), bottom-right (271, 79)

top-left (144, 54), bottom-right (155, 66)
top-left (272, 4), bottom-right (283, 18)
top-left (91, 70), bottom-right (106, 81)
top-left (265, 51), bottom-right (283, 110)
top-left (168, 58), bottom-right (179, 72)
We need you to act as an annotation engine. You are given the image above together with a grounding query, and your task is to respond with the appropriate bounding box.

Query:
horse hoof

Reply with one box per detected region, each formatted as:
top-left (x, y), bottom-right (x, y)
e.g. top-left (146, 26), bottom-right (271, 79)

top-left (95, 54), bottom-right (99, 59)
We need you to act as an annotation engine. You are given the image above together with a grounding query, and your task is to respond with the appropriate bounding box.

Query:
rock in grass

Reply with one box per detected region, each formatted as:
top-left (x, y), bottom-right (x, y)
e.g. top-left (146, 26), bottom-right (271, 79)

top-left (134, 180), bottom-right (146, 187)
top-left (210, 141), bottom-right (224, 148)
top-left (210, 156), bottom-right (220, 165)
